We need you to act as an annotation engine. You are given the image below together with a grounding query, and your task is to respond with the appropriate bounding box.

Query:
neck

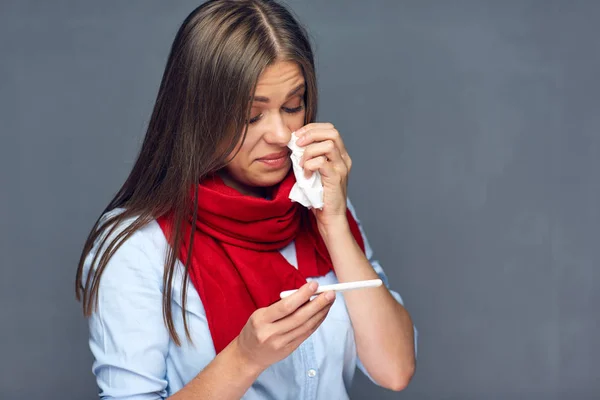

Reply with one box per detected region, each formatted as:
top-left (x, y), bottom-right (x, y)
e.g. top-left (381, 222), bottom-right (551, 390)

top-left (217, 170), bottom-right (267, 198)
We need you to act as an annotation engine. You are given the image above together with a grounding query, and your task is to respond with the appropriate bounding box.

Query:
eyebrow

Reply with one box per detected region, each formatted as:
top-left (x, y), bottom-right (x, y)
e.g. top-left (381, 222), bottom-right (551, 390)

top-left (252, 83), bottom-right (305, 103)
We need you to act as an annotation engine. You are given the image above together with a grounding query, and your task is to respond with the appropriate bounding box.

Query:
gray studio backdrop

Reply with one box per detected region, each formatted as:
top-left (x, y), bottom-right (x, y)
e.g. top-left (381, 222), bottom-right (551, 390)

top-left (2, 0), bottom-right (599, 399)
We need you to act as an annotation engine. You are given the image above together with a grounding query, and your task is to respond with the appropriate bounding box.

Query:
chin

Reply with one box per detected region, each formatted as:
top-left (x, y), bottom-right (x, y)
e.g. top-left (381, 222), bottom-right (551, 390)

top-left (250, 163), bottom-right (291, 187)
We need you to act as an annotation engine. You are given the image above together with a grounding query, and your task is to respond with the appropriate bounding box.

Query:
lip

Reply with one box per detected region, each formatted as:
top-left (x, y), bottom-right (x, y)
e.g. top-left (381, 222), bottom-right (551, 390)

top-left (257, 150), bottom-right (290, 168)
top-left (257, 150), bottom-right (290, 161)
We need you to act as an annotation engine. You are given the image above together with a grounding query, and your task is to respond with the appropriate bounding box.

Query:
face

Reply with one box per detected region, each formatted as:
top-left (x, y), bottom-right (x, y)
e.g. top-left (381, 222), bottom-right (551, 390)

top-left (221, 60), bottom-right (306, 196)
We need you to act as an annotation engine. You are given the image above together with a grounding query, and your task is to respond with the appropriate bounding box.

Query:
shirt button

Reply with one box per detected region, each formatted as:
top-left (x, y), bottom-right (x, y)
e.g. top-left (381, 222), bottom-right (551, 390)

top-left (307, 369), bottom-right (317, 377)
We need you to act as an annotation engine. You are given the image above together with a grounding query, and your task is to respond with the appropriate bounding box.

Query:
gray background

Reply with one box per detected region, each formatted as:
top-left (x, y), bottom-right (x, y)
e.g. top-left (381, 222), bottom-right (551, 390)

top-left (1, 0), bottom-right (599, 399)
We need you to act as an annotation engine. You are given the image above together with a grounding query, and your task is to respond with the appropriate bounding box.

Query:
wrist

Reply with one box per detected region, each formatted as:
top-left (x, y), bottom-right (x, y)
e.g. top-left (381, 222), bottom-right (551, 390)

top-left (318, 215), bottom-right (351, 244)
top-left (229, 337), bottom-right (266, 378)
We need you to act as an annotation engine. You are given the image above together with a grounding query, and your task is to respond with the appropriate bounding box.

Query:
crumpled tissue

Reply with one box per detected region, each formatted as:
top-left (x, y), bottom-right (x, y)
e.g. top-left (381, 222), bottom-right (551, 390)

top-left (287, 132), bottom-right (324, 209)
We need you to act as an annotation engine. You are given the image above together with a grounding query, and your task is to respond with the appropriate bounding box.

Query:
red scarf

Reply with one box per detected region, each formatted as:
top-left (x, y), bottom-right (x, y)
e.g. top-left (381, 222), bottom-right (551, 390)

top-left (157, 172), bottom-right (365, 353)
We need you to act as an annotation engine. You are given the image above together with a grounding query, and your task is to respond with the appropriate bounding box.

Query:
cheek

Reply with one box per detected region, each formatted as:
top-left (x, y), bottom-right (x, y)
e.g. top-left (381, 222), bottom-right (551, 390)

top-left (225, 130), bottom-right (259, 173)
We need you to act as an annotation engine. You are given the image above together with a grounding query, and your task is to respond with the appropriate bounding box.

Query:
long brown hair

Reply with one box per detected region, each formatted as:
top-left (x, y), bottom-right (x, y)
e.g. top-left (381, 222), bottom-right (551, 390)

top-left (75, 0), bottom-right (318, 345)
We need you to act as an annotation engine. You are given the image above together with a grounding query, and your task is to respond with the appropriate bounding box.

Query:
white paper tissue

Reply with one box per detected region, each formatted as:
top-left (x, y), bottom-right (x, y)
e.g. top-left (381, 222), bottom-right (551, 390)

top-left (287, 132), bottom-right (324, 209)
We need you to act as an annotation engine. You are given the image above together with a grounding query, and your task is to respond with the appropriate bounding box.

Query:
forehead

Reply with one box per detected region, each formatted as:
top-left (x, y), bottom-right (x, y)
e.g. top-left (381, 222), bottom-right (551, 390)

top-left (254, 61), bottom-right (305, 96)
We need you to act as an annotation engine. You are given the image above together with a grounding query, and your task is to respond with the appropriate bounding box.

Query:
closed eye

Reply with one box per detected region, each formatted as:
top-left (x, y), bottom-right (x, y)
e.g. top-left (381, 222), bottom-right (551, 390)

top-left (282, 105), bottom-right (304, 114)
top-left (247, 104), bottom-right (305, 125)
top-left (248, 114), bottom-right (262, 124)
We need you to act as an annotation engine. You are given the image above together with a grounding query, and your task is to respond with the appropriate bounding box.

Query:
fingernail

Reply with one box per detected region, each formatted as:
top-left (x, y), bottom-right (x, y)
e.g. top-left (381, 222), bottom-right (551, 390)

top-left (309, 281), bottom-right (318, 291)
top-left (325, 291), bottom-right (335, 301)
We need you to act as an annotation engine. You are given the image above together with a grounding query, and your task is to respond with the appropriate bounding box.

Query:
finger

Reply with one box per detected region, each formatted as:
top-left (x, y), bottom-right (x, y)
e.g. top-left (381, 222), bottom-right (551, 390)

top-left (264, 281), bottom-right (318, 322)
top-left (300, 140), bottom-right (342, 167)
top-left (304, 154), bottom-right (348, 181)
top-left (302, 155), bottom-right (327, 179)
top-left (295, 122), bottom-right (335, 137)
top-left (284, 304), bottom-right (332, 348)
top-left (296, 127), bottom-right (343, 151)
top-left (300, 140), bottom-right (347, 179)
top-left (287, 307), bottom-right (330, 346)
top-left (276, 305), bottom-right (331, 352)
top-left (297, 128), bottom-right (350, 171)
top-left (295, 125), bottom-right (348, 163)
top-left (273, 291), bottom-right (335, 334)
top-left (283, 297), bottom-right (334, 344)
top-left (340, 152), bottom-right (352, 173)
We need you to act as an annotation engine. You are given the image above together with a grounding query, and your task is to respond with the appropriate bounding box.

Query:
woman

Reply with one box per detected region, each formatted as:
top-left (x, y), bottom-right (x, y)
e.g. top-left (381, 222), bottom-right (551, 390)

top-left (76, 1), bottom-right (417, 398)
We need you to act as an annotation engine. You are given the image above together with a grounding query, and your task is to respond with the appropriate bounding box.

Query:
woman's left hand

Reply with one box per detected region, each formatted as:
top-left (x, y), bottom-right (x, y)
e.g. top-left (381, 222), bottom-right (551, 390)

top-left (295, 123), bottom-right (352, 233)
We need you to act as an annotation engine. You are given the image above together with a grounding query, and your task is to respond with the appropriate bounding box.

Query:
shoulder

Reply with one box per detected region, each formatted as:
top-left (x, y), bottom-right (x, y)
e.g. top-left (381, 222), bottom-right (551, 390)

top-left (82, 210), bottom-right (173, 397)
top-left (81, 208), bottom-right (170, 291)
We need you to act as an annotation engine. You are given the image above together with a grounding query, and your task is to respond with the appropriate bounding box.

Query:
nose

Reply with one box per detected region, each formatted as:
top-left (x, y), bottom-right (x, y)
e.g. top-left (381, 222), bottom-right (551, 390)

top-left (262, 113), bottom-right (292, 146)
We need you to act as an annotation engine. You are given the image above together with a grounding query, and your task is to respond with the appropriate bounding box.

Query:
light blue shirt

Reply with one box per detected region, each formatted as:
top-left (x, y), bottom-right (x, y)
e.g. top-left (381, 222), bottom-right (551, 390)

top-left (82, 200), bottom-right (417, 399)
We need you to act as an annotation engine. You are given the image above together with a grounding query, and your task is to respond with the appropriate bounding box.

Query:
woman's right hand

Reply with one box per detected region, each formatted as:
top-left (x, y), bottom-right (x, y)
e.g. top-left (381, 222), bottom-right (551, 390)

top-left (235, 281), bottom-right (335, 370)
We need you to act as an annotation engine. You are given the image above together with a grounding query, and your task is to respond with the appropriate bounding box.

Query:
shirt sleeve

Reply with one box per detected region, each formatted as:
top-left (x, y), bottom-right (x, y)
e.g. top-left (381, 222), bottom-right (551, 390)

top-left (346, 199), bottom-right (419, 383)
top-left (83, 221), bottom-right (170, 400)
